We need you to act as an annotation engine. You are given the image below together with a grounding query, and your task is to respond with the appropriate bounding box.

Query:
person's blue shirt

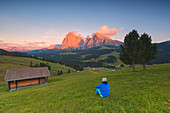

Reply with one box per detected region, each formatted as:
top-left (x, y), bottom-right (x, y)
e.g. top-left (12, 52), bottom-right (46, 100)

top-left (95, 83), bottom-right (110, 97)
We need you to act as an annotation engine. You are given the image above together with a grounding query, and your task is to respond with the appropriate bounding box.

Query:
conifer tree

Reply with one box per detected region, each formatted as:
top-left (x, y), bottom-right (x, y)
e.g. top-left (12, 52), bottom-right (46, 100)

top-left (120, 29), bottom-right (141, 72)
top-left (139, 33), bottom-right (157, 70)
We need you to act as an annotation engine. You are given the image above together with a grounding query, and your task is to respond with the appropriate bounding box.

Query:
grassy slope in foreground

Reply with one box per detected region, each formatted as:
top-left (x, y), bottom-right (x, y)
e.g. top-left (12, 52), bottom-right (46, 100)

top-left (0, 63), bottom-right (170, 112)
top-left (0, 55), bottom-right (74, 81)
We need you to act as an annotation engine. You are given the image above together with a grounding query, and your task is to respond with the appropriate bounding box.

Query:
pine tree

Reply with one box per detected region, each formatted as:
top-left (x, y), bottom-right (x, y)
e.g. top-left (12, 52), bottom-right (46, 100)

top-left (139, 33), bottom-right (157, 70)
top-left (120, 29), bottom-right (141, 72)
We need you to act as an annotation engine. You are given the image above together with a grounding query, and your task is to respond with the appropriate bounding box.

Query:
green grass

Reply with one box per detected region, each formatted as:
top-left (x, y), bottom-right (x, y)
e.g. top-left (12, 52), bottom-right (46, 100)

top-left (82, 51), bottom-right (123, 65)
top-left (0, 55), bottom-right (74, 81)
top-left (59, 52), bottom-right (77, 55)
top-left (97, 52), bottom-right (123, 65)
top-left (81, 54), bottom-right (91, 59)
top-left (98, 46), bottom-right (113, 50)
top-left (0, 60), bottom-right (169, 112)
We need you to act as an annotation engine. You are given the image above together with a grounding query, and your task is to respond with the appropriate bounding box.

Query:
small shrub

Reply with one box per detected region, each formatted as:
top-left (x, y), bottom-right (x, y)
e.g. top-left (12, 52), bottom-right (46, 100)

top-left (68, 69), bottom-right (71, 73)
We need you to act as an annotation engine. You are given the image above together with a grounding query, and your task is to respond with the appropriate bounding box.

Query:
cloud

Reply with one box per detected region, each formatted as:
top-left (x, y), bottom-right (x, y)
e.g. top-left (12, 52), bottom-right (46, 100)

top-left (98, 26), bottom-right (117, 38)
top-left (0, 40), bottom-right (4, 42)
top-left (120, 27), bottom-right (124, 30)
top-left (0, 41), bottom-right (49, 50)
top-left (26, 41), bottom-right (47, 46)
top-left (0, 42), bottom-right (19, 47)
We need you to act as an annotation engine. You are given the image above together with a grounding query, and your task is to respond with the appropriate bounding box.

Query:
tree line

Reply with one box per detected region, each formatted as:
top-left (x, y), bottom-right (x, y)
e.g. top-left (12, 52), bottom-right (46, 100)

top-left (120, 30), bottom-right (157, 72)
top-left (30, 61), bottom-right (51, 70)
top-left (0, 49), bottom-right (57, 63)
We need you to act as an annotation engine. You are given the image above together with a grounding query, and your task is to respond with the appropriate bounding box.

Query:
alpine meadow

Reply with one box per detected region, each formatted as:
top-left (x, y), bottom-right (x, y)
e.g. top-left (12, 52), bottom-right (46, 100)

top-left (0, 57), bottom-right (169, 112)
top-left (0, 0), bottom-right (170, 113)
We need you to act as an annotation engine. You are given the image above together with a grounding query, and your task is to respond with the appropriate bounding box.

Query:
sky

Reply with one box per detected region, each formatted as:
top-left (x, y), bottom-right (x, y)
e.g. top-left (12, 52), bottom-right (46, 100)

top-left (0, 0), bottom-right (170, 49)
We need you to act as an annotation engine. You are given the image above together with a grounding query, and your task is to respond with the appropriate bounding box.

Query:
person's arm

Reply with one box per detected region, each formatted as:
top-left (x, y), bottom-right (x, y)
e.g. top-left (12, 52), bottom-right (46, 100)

top-left (95, 83), bottom-right (102, 88)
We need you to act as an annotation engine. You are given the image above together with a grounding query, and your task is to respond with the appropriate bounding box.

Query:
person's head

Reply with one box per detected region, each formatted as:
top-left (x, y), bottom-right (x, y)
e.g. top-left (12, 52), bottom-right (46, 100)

top-left (102, 77), bottom-right (107, 84)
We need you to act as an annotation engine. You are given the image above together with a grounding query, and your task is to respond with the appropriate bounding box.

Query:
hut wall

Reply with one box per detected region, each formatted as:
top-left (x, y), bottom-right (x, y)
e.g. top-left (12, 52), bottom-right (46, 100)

top-left (40, 78), bottom-right (45, 83)
top-left (10, 81), bottom-right (16, 88)
top-left (9, 77), bottom-right (46, 88)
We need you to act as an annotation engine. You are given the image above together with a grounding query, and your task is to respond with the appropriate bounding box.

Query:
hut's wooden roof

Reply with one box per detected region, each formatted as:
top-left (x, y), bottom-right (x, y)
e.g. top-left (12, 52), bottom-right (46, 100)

top-left (5, 67), bottom-right (50, 81)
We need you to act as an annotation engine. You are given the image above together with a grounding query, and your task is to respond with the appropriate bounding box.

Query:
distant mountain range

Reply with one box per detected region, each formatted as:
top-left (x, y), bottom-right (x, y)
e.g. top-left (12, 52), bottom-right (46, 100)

top-left (1, 30), bottom-right (169, 67)
top-left (83, 32), bottom-right (122, 48)
top-left (42, 44), bottom-right (62, 49)
top-left (61, 32), bottom-right (123, 49)
top-left (26, 40), bottom-right (170, 67)
top-left (2, 46), bottom-right (31, 52)
top-left (1, 32), bottom-right (122, 52)
top-left (0, 40), bottom-right (169, 66)
top-left (148, 41), bottom-right (170, 64)
top-left (1, 44), bottom-right (62, 52)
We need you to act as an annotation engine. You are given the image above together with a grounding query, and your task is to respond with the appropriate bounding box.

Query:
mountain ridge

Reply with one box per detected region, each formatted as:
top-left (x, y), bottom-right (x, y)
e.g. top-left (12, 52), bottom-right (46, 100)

top-left (60, 32), bottom-right (84, 49)
top-left (61, 32), bottom-right (123, 50)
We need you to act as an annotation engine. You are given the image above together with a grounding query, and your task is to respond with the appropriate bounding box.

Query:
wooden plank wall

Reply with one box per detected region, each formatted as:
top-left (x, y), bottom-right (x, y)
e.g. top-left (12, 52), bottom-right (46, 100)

top-left (10, 78), bottom-right (45, 88)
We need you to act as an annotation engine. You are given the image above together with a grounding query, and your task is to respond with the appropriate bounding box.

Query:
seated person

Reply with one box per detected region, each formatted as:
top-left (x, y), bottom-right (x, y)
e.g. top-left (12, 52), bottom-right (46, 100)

top-left (95, 78), bottom-right (110, 97)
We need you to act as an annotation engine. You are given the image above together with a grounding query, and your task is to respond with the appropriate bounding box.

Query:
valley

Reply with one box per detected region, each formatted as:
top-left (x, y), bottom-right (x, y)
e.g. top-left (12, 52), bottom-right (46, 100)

top-left (30, 45), bottom-right (123, 67)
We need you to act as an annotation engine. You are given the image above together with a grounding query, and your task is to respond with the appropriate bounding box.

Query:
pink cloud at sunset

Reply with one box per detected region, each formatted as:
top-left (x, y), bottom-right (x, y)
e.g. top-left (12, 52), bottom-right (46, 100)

top-left (98, 26), bottom-right (117, 38)
top-left (0, 42), bottom-right (20, 47)
top-left (0, 41), bottom-right (51, 50)
top-left (120, 27), bottom-right (124, 30)
top-left (25, 41), bottom-right (47, 46)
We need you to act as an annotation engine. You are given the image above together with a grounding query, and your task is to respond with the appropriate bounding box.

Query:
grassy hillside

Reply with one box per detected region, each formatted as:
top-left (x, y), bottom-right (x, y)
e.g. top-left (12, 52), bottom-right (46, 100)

top-left (0, 55), bottom-right (74, 82)
top-left (28, 41), bottom-right (170, 67)
top-left (0, 63), bottom-right (169, 112)
top-left (83, 51), bottom-right (123, 66)
top-left (59, 52), bottom-right (77, 55)
top-left (33, 46), bottom-right (122, 67)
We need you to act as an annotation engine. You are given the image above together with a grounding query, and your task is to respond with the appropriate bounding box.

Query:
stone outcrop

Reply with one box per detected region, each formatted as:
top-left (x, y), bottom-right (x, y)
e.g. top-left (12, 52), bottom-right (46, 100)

top-left (60, 32), bottom-right (84, 49)
top-left (83, 32), bottom-right (122, 48)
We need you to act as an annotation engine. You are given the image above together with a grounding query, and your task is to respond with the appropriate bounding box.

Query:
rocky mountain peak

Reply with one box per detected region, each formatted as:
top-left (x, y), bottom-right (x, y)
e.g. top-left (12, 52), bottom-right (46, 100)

top-left (60, 32), bottom-right (84, 49)
top-left (61, 32), bottom-right (123, 50)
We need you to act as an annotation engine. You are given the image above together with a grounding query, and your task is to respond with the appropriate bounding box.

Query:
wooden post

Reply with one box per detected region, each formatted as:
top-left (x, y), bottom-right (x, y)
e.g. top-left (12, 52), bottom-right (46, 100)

top-left (8, 81), bottom-right (10, 91)
top-left (132, 61), bottom-right (135, 72)
top-left (39, 78), bottom-right (40, 84)
top-left (46, 77), bottom-right (48, 83)
top-left (16, 81), bottom-right (17, 89)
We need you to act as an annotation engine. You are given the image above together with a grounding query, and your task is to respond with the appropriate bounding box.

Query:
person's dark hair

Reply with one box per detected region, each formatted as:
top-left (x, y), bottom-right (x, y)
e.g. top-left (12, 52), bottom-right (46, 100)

top-left (102, 81), bottom-right (107, 84)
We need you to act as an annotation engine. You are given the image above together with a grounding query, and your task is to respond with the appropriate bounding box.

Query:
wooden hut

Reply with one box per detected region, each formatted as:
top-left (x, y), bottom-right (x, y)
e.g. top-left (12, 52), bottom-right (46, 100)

top-left (5, 67), bottom-right (50, 91)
